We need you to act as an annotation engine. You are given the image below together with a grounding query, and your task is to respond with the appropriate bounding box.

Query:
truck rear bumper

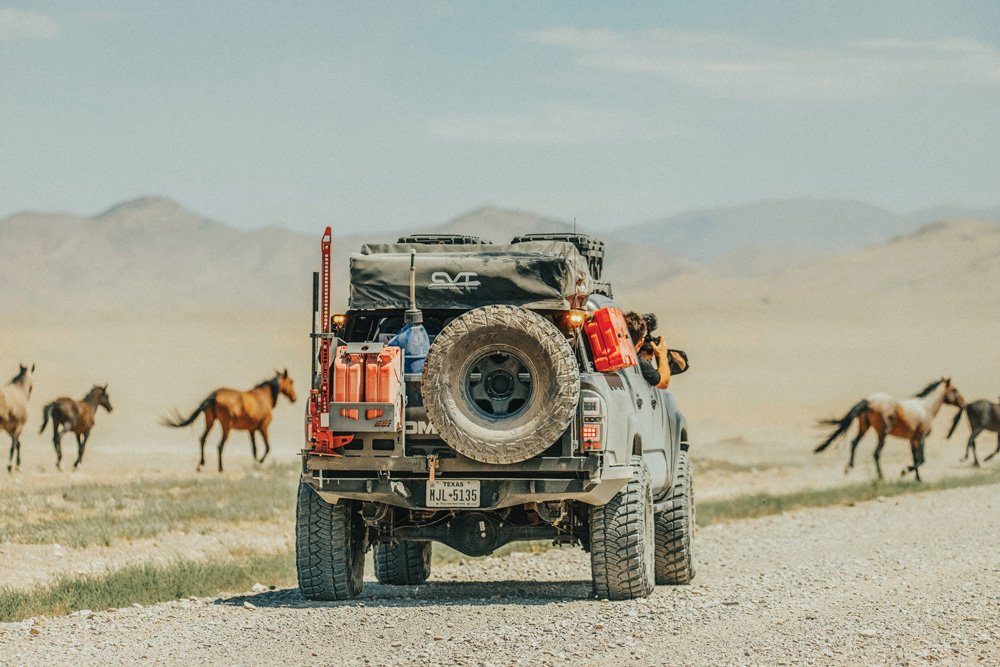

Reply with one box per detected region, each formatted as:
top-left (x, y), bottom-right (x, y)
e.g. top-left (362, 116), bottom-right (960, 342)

top-left (302, 458), bottom-right (631, 510)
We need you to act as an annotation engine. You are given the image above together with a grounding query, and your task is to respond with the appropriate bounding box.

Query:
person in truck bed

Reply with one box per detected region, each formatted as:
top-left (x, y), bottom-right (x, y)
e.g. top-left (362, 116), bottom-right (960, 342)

top-left (625, 311), bottom-right (672, 389)
top-left (625, 311), bottom-right (689, 389)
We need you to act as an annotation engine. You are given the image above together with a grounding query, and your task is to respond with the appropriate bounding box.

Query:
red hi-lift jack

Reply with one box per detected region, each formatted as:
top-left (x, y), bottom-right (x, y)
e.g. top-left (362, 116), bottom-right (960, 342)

top-left (308, 227), bottom-right (354, 455)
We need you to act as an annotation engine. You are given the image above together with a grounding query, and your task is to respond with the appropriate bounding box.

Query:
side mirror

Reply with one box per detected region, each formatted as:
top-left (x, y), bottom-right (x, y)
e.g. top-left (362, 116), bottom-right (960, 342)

top-left (668, 350), bottom-right (689, 375)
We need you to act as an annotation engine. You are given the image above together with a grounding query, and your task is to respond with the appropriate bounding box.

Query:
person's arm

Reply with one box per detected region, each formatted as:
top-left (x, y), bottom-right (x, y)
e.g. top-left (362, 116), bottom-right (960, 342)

top-left (652, 338), bottom-right (671, 389)
top-left (638, 358), bottom-right (660, 386)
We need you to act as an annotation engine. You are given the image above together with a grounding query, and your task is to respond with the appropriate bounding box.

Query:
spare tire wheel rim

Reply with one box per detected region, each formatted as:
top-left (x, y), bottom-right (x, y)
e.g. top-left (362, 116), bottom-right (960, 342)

top-left (422, 305), bottom-right (580, 464)
top-left (463, 347), bottom-right (535, 420)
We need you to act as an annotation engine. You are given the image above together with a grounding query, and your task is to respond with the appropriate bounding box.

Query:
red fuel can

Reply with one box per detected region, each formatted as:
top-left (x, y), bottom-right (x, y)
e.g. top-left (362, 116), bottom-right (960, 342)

top-left (364, 346), bottom-right (402, 419)
top-left (584, 307), bottom-right (639, 372)
top-left (333, 346), bottom-right (364, 419)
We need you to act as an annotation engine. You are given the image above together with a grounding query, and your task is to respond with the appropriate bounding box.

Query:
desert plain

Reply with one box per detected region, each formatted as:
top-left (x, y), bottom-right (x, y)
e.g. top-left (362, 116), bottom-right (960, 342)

top-left (1, 199), bottom-right (999, 665)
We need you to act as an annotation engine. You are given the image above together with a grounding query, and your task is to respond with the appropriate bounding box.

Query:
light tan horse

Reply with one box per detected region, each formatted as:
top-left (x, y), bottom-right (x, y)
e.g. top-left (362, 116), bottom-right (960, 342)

top-left (815, 378), bottom-right (964, 482)
top-left (162, 370), bottom-right (297, 472)
top-left (2, 364), bottom-right (35, 472)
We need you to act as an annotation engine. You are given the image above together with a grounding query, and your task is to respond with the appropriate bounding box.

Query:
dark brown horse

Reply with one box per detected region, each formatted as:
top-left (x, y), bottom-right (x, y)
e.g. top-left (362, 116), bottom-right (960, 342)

top-left (815, 378), bottom-right (964, 482)
top-left (2, 364), bottom-right (35, 472)
top-left (946, 397), bottom-right (1000, 467)
top-left (162, 370), bottom-right (297, 472)
top-left (40, 385), bottom-right (113, 470)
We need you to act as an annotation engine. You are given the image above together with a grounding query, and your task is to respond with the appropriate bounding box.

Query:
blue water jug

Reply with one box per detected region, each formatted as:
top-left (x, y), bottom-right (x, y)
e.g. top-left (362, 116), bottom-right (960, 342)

top-left (389, 323), bottom-right (430, 374)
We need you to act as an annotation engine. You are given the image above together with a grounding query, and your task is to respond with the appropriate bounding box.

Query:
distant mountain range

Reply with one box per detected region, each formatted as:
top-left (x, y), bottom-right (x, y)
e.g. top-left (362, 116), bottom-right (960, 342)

top-left (1, 196), bottom-right (997, 313)
top-left (629, 199), bottom-right (1000, 261)
top-left (0, 197), bottom-right (317, 313)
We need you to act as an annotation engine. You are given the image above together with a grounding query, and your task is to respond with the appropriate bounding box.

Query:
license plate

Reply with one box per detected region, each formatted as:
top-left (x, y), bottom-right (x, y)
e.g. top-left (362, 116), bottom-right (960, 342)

top-left (426, 480), bottom-right (480, 508)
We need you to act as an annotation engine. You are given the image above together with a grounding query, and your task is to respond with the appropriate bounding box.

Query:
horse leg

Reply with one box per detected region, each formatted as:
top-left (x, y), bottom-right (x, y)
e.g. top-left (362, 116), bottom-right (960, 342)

top-left (257, 425), bottom-right (271, 464)
top-left (845, 418), bottom-right (869, 474)
top-left (196, 416), bottom-right (214, 472)
top-left (249, 431), bottom-right (258, 463)
top-left (916, 437), bottom-right (927, 481)
top-left (73, 433), bottom-right (88, 469)
top-left (961, 424), bottom-right (977, 462)
top-left (984, 432), bottom-right (1000, 462)
top-left (903, 438), bottom-right (922, 481)
top-left (872, 429), bottom-right (889, 480)
top-left (967, 427), bottom-right (982, 467)
top-left (6, 433), bottom-right (15, 473)
top-left (52, 427), bottom-right (64, 470)
top-left (216, 425), bottom-right (231, 473)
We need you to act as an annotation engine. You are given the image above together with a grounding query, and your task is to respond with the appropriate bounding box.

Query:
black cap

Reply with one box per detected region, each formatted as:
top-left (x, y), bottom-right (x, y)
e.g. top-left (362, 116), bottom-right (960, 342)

top-left (405, 308), bottom-right (423, 325)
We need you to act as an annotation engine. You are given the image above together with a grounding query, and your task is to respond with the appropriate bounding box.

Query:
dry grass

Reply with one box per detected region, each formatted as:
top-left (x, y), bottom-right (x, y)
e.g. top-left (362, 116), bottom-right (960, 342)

top-left (696, 467), bottom-right (1000, 526)
top-left (0, 464), bottom-right (298, 547)
top-left (0, 551), bottom-right (294, 623)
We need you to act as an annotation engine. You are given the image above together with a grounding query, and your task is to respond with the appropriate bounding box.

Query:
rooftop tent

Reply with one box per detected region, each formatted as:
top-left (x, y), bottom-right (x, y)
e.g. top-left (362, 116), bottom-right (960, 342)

top-left (349, 241), bottom-right (592, 311)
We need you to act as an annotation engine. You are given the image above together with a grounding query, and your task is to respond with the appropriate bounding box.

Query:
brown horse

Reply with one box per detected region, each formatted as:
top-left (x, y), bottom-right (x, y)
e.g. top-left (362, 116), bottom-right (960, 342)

top-left (815, 378), bottom-right (964, 482)
top-left (2, 364), bottom-right (35, 472)
top-left (162, 370), bottom-right (297, 472)
top-left (946, 397), bottom-right (1000, 467)
top-left (40, 385), bottom-right (113, 470)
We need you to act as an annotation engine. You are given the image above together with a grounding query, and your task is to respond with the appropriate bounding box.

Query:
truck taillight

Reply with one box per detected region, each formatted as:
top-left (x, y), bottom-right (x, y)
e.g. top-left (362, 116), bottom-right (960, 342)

top-left (581, 424), bottom-right (602, 450)
top-left (580, 390), bottom-right (605, 453)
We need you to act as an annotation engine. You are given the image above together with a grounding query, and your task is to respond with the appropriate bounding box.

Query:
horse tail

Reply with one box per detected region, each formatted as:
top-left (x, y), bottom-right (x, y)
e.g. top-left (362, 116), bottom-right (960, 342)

top-left (39, 403), bottom-right (54, 435)
top-left (946, 405), bottom-right (965, 440)
top-left (815, 399), bottom-right (869, 453)
top-left (161, 395), bottom-right (215, 428)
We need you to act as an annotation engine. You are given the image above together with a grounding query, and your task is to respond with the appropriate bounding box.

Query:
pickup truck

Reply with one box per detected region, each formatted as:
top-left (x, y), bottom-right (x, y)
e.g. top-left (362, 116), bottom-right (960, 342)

top-left (297, 231), bottom-right (694, 600)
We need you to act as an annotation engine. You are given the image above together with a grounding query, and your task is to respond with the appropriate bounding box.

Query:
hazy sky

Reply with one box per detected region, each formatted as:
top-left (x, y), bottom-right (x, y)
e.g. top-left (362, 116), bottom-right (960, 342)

top-left (2, 1), bottom-right (999, 233)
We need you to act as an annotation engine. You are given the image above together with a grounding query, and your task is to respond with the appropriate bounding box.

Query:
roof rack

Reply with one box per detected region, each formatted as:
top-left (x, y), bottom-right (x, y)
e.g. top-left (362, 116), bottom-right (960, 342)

top-left (511, 233), bottom-right (605, 280)
top-left (396, 234), bottom-right (491, 245)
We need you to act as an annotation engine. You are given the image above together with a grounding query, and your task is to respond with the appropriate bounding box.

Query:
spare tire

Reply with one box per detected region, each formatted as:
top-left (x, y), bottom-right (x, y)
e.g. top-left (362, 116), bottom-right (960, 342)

top-left (421, 305), bottom-right (580, 464)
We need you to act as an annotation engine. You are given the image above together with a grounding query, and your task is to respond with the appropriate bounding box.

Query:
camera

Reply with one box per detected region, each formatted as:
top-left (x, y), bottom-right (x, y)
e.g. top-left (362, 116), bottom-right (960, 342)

top-left (644, 313), bottom-right (661, 342)
top-left (639, 313), bottom-right (661, 354)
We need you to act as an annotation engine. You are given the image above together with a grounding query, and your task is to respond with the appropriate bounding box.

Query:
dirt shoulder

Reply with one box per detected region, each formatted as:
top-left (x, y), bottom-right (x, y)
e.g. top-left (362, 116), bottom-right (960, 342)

top-left (0, 520), bottom-right (292, 591)
top-left (2, 483), bottom-right (997, 666)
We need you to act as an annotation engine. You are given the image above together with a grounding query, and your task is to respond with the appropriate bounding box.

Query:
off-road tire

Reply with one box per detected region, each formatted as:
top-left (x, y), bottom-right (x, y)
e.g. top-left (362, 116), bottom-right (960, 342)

top-left (374, 541), bottom-right (432, 585)
top-left (295, 482), bottom-right (365, 600)
top-left (655, 447), bottom-right (696, 585)
top-left (589, 456), bottom-right (656, 600)
top-left (421, 305), bottom-right (580, 465)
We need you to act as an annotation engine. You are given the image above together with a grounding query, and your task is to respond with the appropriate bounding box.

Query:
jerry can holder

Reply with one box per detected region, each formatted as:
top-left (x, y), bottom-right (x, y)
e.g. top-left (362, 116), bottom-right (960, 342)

top-left (327, 402), bottom-right (403, 432)
top-left (327, 340), bottom-right (406, 434)
top-left (343, 342), bottom-right (385, 355)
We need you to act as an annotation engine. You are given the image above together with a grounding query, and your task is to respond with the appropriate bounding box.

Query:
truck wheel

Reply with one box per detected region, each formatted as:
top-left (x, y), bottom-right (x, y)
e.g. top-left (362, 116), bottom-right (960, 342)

top-left (374, 541), bottom-right (432, 585)
top-left (589, 457), bottom-right (656, 600)
top-left (295, 482), bottom-right (365, 600)
top-left (422, 305), bottom-right (580, 465)
top-left (655, 448), bottom-right (695, 585)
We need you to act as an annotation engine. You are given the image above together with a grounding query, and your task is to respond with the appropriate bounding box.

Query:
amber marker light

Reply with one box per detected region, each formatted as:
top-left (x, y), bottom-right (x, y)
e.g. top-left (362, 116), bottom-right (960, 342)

top-left (564, 310), bottom-right (588, 329)
top-left (331, 314), bottom-right (348, 329)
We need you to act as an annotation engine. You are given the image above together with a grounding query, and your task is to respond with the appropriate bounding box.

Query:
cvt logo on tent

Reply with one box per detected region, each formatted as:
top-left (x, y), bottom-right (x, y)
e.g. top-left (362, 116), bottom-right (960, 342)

top-left (428, 271), bottom-right (481, 292)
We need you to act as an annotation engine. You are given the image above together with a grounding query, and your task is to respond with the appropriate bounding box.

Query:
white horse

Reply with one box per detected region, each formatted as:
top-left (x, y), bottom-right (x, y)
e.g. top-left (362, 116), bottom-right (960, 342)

top-left (815, 378), bottom-right (964, 482)
top-left (1, 364), bottom-right (35, 472)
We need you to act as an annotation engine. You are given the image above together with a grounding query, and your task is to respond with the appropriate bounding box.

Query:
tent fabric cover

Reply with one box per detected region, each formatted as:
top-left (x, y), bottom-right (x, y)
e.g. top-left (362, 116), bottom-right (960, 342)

top-left (349, 241), bottom-right (591, 311)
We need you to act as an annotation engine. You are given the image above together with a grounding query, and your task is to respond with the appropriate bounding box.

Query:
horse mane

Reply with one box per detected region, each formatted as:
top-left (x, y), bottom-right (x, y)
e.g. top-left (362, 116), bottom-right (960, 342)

top-left (914, 379), bottom-right (944, 398)
top-left (255, 376), bottom-right (280, 405)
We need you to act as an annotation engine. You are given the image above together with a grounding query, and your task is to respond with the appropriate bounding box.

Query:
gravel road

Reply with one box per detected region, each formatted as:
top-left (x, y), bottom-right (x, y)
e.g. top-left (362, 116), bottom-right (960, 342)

top-left (3, 484), bottom-right (998, 667)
